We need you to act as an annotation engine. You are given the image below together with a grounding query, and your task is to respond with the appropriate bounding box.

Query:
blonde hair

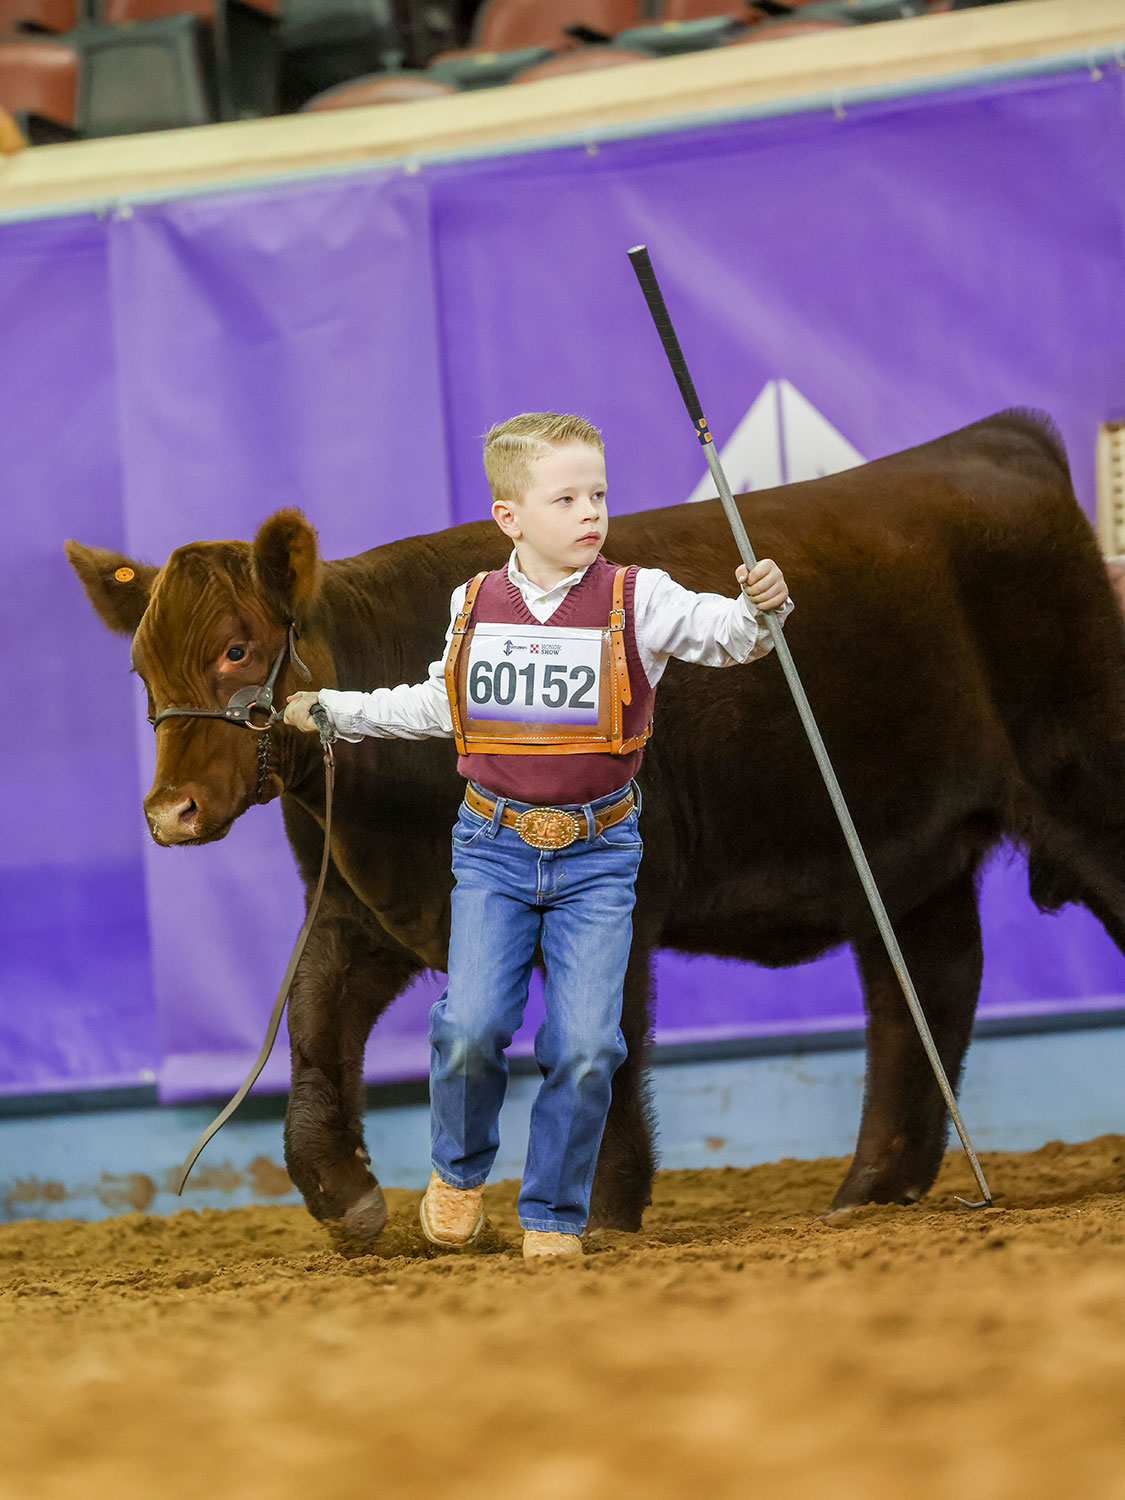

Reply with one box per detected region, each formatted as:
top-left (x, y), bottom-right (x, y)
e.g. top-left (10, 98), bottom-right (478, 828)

top-left (483, 412), bottom-right (604, 507)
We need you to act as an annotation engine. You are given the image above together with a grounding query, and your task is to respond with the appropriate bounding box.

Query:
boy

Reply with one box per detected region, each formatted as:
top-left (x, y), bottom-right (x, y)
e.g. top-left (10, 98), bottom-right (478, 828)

top-left (285, 413), bottom-right (791, 1259)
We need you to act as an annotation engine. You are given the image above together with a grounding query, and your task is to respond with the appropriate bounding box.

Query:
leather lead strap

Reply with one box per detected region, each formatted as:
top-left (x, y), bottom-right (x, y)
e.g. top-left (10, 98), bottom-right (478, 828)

top-left (172, 730), bottom-right (337, 1195)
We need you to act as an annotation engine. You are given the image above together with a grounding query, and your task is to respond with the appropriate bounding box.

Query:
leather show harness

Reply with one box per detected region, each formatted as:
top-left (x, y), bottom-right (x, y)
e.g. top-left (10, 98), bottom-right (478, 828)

top-left (148, 624), bottom-right (311, 807)
top-left (149, 623), bottom-right (338, 1195)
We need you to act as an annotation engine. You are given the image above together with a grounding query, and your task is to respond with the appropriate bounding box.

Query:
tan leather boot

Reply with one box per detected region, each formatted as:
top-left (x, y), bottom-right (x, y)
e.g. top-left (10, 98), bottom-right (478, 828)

top-left (523, 1230), bottom-right (584, 1260)
top-left (419, 1171), bottom-right (485, 1247)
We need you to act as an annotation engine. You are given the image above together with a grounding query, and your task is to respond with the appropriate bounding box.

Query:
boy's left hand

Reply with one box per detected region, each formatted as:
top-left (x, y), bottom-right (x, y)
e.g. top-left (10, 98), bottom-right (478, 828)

top-left (737, 558), bottom-right (788, 612)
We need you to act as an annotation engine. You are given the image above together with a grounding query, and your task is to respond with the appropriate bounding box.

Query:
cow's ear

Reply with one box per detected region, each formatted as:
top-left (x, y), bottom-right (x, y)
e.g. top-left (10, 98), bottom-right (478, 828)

top-left (252, 509), bottom-right (321, 625)
top-left (64, 541), bottom-right (158, 635)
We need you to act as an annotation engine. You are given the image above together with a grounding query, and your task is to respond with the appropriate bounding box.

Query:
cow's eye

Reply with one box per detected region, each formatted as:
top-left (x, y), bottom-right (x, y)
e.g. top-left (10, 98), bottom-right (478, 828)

top-left (226, 645), bottom-right (247, 662)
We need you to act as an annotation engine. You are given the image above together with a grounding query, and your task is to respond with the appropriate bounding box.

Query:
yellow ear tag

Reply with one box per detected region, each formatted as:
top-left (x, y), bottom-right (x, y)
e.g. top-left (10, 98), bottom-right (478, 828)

top-left (114, 566), bottom-right (135, 583)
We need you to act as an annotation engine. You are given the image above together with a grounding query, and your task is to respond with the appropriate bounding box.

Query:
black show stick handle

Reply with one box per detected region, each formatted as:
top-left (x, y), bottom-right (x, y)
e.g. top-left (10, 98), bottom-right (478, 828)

top-left (627, 246), bottom-right (710, 443)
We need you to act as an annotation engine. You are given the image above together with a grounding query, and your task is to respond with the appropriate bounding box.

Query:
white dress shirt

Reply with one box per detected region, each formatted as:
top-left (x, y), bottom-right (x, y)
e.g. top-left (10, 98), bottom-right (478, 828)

top-left (318, 552), bottom-right (793, 742)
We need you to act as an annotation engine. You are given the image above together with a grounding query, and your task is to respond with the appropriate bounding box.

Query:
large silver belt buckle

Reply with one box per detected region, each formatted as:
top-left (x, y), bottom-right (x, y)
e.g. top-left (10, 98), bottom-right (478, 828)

top-left (515, 807), bottom-right (581, 850)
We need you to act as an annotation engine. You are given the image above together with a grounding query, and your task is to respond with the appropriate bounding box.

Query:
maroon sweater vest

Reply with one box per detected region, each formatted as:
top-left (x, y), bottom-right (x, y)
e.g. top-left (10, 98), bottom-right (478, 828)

top-left (456, 555), bottom-right (655, 805)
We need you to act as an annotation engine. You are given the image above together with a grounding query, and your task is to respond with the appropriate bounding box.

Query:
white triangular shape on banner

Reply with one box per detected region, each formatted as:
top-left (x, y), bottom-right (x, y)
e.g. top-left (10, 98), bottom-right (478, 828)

top-left (686, 379), bottom-right (864, 502)
top-left (778, 378), bottom-right (865, 483)
top-left (686, 381), bottom-right (781, 503)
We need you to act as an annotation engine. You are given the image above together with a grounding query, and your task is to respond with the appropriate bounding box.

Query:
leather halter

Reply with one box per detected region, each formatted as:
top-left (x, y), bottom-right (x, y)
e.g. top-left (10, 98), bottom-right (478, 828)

top-left (148, 623), bottom-right (309, 733)
top-left (147, 625), bottom-right (310, 805)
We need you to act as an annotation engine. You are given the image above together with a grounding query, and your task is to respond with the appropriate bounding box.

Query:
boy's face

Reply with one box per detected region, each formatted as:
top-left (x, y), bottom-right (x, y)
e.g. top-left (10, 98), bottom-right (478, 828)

top-left (492, 440), bottom-right (608, 579)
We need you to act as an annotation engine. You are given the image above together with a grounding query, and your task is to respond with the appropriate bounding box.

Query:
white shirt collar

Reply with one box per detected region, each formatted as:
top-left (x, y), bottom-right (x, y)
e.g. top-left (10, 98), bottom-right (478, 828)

top-left (507, 549), bottom-right (589, 605)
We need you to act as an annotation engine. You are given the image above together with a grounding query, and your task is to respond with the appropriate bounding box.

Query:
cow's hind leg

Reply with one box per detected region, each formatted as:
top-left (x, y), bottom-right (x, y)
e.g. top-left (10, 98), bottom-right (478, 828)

top-left (284, 881), bottom-right (421, 1252)
top-left (832, 870), bottom-right (982, 1211)
top-left (587, 938), bottom-right (657, 1232)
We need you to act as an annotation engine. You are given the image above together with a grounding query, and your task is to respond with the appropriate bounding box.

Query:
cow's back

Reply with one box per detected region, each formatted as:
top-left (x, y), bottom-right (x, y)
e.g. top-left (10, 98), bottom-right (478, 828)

top-left (606, 411), bottom-right (1125, 948)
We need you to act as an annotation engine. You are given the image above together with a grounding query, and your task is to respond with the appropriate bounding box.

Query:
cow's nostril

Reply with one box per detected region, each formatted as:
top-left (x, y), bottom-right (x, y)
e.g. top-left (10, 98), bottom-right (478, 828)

top-left (143, 788), bottom-right (208, 843)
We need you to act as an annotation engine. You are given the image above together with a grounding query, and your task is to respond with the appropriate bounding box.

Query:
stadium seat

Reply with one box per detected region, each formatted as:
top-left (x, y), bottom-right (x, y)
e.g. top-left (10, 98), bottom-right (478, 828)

top-left (0, 0), bottom-right (78, 36)
top-left (427, 45), bottom-right (553, 89)
top-left (0, 36), bottom-right (79, 139)
top-left (425, 0), bottom-right (644, 91)
top-left (660, 0), bottom-right (761, 15)
top-left (301, 70), bottom-right (454, 108)
top-left (793, 0), bottom-right (927, 20)
top-left (468, 0), bottom-right (643, 51)
top-left (97, 0), bottom-right (278, 118)
top-left (279, 0), bottom-right (400, 112)
top-left (66, 16), bottom-right (216, 135)
top-left (724, 15), bottom-right (852, 39)
top-left (615, 15), bottom-right (747, 54)
top-left (510, 45), bottom-right (651, 81)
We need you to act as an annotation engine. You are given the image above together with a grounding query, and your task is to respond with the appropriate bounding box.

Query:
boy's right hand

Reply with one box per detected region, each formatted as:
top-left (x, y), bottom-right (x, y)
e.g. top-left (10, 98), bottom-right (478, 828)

top-left (736, 558), bottom-right (789, 612)
top-left (284, 691), bottom-right (322, 733)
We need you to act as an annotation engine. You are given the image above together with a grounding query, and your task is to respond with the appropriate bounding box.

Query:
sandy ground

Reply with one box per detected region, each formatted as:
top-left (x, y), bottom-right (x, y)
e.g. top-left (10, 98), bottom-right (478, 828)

top-left (2, 1136), bottom-right (1124, 1500)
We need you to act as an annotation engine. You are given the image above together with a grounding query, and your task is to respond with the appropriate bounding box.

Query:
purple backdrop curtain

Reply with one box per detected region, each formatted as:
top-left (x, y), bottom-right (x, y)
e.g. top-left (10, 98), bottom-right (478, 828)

top-left (108, 172), bottom-right (452, 1099)
top-left (2, 64), bottom-right (1124, 1100)
top-left (0, 215), bottom-right (157, 1095)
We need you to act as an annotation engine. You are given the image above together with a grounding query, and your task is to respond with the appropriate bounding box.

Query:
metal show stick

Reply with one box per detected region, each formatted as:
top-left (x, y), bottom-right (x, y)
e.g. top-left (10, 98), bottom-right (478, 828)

top-left (626, 245), bottom-right (993, 1209)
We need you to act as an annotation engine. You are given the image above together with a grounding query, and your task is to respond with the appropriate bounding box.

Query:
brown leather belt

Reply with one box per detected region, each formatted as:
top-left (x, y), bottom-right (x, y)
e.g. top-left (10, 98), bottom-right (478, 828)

top-left (463, 783), bottom-right (635, 850)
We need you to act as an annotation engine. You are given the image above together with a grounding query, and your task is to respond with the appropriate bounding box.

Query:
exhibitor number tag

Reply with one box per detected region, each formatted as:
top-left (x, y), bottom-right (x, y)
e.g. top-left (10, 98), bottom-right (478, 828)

top-left (464, 624), bottom-right (603, 725)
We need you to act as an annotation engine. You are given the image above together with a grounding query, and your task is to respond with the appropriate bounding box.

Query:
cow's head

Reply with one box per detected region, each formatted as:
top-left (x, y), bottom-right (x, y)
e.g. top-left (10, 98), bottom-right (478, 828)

top-left (66, 510), bottom-right (325, 846)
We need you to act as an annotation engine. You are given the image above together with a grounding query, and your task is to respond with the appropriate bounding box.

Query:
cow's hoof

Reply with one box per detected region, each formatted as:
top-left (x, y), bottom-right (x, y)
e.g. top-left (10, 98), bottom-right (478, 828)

top-left (586, 1221), bottom-right (643, 1237)
top-left (823, 1185), bottom-right (923, 1221)
top-left (829, 1159), bottom-right (926, 1213)
top-left (328, 1186), bottom-right (388, 1257)
top-left (586, 1206), bottom-right (646, 1233)
top-left (819, 1202), bottom-right (862, 1224)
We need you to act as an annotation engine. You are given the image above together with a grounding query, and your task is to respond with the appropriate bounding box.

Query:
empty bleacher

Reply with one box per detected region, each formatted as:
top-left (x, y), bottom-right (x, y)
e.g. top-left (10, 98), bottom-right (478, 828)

top-left (0, 0), bottom-right (1028, 142)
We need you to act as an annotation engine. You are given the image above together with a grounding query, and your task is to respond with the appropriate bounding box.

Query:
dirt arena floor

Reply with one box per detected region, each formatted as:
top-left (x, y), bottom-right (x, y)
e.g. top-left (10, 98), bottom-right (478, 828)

top-left (2, 1136), bottom-right (1124, 1500)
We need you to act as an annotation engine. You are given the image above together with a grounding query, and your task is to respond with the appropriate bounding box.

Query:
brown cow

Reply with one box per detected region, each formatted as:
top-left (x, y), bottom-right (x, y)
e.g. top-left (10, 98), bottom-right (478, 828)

top-left (66, 411), bottom-right (1125, 1246)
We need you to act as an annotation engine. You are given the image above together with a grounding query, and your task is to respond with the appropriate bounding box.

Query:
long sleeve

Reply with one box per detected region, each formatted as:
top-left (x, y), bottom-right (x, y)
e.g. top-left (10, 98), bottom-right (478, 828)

top-left (632, 568), bottom-right (793, 686)
top-left (316, 585), bottom-right (466, 742)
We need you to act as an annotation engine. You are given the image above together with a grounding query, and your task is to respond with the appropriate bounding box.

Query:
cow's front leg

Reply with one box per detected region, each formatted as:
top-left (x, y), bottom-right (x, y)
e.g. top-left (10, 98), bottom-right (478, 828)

top-left (587, 938), bottom-right (657, 1232)
top-left (831, 868), bottom-right (982, 1211)
top-left (284, 898), bottom-right (421, 1251)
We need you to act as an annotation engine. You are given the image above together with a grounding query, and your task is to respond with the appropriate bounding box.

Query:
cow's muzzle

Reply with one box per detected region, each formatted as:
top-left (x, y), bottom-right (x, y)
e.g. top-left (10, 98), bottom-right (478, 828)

top-left (145, 786), bottom-right (208, 844)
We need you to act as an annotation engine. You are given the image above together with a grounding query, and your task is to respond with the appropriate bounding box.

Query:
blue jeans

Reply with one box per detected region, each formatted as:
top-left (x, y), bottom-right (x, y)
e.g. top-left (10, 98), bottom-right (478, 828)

top-left (429, 781), bottom-right (643, 1234)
